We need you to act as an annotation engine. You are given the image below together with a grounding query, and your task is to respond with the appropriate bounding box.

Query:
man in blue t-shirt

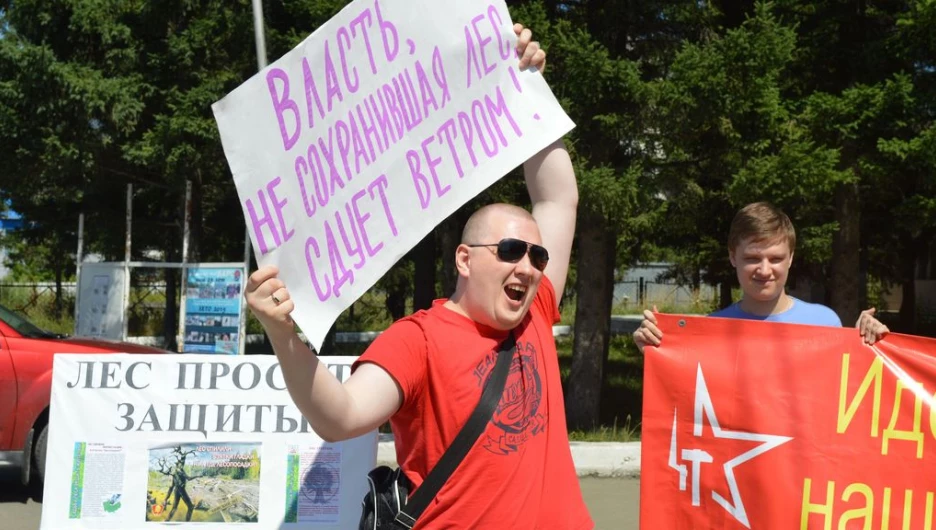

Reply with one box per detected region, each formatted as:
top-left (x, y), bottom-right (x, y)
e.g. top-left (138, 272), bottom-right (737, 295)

top-left (634, 202), bottom-right (889, 352)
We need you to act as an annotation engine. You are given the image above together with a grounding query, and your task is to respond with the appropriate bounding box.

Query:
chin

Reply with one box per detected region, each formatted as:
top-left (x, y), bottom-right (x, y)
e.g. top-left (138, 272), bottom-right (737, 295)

top-left (495, 317), bottom-right (522, 330)
top-left (748, 291), bottom-right (779, 302)
top-left (493, 311), bottom-right (525, 330)
top-left (493, 294), bottom-right (535, 328)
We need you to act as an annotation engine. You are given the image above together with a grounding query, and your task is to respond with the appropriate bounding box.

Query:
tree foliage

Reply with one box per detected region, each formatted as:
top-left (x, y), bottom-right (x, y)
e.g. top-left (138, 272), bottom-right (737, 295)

top-left (1, 0), bottom-right (934, 428)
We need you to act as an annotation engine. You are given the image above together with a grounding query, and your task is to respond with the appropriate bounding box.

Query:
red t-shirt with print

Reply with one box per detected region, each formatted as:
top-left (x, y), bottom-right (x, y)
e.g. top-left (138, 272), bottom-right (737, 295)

top-left (354, 276), bottom-right (593, 529)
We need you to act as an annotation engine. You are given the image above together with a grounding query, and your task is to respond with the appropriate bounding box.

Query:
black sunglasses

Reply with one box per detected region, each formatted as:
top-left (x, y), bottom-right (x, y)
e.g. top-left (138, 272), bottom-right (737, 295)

top-left (466, 238), bottom-right (549, 271)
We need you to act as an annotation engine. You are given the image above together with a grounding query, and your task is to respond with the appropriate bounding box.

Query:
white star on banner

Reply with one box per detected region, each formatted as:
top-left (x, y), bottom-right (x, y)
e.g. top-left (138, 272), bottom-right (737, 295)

top-left (668, 363), bottom-right (793, 529)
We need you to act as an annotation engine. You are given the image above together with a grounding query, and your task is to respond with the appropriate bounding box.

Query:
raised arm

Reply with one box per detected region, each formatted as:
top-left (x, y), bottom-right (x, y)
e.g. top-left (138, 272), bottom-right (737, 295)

top-left (524, 140), bottom-right (577, 299)
top-left (514, 24), bottom-right (576, 299)
top-left (245, 266), bottom-right (401, 442)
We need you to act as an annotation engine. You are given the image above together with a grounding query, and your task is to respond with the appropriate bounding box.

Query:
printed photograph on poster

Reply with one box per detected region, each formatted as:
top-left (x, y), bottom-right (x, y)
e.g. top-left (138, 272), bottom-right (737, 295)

top-left (145, 442), bottom-right (261, 523)
top-left (183, 267), bottom-right (244, 354)
top-left (67, 442), bottom-right (127, 520)
top-left (284, 443), bottom-right (343, 524)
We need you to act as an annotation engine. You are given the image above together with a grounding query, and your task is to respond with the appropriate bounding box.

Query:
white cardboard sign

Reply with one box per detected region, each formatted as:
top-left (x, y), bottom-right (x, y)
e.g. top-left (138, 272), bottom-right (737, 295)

top-left (212, 0), bottom-right (574, 350)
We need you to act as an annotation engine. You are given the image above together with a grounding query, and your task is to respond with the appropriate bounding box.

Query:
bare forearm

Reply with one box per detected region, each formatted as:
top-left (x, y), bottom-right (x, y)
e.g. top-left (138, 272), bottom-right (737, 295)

top-left (267, 330), bottom-right (357, 442)
top-left (245, 265), bottom-right (393, 441)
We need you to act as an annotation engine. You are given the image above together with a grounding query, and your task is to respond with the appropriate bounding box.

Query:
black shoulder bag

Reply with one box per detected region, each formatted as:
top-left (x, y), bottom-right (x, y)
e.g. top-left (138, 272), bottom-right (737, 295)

top-left (358, 333), bottom-right (516, 530)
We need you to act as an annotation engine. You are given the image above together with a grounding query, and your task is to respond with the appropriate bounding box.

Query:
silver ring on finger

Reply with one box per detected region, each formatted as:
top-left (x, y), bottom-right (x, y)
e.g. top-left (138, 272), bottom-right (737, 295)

top-left (271, 294), bottom-right (281, 305)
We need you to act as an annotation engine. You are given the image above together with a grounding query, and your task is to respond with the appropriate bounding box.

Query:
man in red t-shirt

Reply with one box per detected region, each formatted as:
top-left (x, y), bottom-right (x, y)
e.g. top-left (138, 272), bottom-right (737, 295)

top-left (245, 24), bottom-right (592, 530)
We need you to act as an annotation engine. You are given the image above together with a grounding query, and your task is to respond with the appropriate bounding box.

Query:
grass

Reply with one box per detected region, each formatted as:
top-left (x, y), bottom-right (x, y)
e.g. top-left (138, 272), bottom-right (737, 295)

top-left (556, 334), bottom-right (646, 439)
top-left (559, 293), bottom-right (719, 323)
top-left (0, 290), bottom-right (76, 335)
top-left (568, 415), bottom-right (641, 442)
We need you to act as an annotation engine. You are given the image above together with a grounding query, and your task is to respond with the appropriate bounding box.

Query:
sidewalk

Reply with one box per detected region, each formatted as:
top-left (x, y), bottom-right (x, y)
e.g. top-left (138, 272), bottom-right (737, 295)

top-left (376, 434), bottom-right (642, 478)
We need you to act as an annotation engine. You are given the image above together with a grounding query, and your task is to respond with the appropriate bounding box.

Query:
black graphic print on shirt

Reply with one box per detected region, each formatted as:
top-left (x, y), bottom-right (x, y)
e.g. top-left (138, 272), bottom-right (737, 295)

top-left (472, 340), bottom-right (546, 455)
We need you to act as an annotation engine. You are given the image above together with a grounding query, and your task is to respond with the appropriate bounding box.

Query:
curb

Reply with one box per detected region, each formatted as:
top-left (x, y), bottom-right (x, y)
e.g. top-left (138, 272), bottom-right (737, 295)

top-left (376, 435), bottom-right (641, 478)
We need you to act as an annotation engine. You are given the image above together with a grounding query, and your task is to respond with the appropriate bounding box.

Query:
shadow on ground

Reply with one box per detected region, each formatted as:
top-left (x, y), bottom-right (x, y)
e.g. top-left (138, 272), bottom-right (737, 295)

top-left (0, 467), bottom-right (43, 504)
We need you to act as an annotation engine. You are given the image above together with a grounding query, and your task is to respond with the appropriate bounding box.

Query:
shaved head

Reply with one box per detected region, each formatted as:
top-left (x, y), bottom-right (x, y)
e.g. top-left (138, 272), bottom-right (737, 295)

top-left (449, 202), bottom-right (544, 330)
top-left (461, 204), bottom-right (535, 244)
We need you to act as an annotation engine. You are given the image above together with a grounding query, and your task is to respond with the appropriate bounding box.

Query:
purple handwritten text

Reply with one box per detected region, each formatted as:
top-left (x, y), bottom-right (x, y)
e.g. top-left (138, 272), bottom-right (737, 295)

top-left (268, 0), bottom-right (404, 152)
top-left (245, 177), bottom-right (294, 255)
top-left (465, 5), bottom-right (513, 88)
top-left (409, 84), bottom-right (523, 209)
top-left (303, 173), bottom-right (398, 301)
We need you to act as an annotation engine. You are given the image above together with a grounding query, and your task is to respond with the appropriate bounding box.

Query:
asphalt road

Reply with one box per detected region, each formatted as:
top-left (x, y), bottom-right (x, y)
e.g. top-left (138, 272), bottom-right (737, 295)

top-left (0, 465), bottom-right (639, 529)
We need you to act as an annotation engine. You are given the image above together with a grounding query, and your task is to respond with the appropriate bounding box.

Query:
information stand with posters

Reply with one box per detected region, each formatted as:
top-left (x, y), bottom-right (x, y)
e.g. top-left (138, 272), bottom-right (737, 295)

top-left (180, 265), bottom-right (246, 355)
top-left (40, 354), bottom-right (374, 530)
top-left (74, 263), bottom-right (127, 341)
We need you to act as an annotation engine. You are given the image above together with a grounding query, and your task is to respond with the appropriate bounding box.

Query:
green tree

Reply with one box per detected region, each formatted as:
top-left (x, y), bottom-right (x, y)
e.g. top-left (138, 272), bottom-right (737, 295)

top-left (1, 1), bottom-right (263, 343)
top-left (770, 0), bottom-right (918, 324)
top-left (0, 2), bottom-right (148, 312)
top-left (651, 3), bottom-right (798, 307)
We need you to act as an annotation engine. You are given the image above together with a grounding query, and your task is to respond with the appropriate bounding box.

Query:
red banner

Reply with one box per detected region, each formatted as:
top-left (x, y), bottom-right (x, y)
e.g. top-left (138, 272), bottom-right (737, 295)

top-left (640, 314), bottom-right (936, 529)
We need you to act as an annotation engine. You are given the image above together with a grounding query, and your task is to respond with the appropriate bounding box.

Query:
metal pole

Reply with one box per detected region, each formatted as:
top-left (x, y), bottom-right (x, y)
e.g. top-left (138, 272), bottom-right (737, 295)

top-left (179, 182), bottom-right (192, 353)
top-left (182, 181), bottom-right (191, 264)
top-left (76, 213), bottom-right (85, 267)
top-left (122, 185), bottom-right (132, 341)
top-left (73, 213), bottom-right (84, 335)
top-left (240, 236), bottom-right (250, 356)
top-left (241, 0), bottom-right (268, 355)
top-left (252, 0), bottom-right (268, 70)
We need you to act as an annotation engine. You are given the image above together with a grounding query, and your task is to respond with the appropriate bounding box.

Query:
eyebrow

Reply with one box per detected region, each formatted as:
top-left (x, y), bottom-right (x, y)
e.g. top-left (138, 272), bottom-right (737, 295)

top-left (742, 250), bottom-right (787, 258)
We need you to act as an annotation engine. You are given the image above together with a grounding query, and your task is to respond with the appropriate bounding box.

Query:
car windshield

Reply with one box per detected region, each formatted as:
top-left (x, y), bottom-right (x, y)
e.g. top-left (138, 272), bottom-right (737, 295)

top-left (0, 302), bottom-right (58, 338)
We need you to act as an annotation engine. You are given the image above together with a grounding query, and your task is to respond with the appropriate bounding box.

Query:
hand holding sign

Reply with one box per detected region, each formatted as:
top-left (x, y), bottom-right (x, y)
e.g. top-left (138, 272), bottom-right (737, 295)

top-left (514, 24), bottom-right (546, 72)
top-left (213, 0), bottom-right (574, 351)
top-left (245, 266), bottom-right (296, 337)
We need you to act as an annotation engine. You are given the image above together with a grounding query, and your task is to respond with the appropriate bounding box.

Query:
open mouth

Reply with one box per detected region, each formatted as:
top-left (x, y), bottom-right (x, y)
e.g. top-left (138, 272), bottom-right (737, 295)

top-left (505, 284), bottom-right (526, 302)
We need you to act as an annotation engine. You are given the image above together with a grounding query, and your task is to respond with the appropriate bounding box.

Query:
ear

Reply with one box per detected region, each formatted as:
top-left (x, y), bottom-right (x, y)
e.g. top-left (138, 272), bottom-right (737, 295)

top-left (728, 248), bottom-right (737, 268)
top-left (455, 244), bottom-right (471, 278)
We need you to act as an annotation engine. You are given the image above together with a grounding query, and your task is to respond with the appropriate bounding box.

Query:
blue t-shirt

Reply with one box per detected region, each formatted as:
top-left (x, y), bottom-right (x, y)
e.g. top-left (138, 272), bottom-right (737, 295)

top-left (709, 297), bottom-right (842, 327)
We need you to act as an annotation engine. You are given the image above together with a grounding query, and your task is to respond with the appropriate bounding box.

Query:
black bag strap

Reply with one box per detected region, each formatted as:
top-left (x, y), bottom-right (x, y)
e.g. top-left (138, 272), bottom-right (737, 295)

top-left (393, 332), bottom-right (517, 528)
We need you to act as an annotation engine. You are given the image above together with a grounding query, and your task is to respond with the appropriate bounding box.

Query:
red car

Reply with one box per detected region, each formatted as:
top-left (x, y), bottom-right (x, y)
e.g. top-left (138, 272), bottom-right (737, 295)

top-left (0, 303), bottom-right (170, 485)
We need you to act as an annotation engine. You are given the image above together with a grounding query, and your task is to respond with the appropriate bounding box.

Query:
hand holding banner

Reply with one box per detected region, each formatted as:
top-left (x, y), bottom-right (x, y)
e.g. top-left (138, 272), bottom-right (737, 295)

top-left (641, 314), bottom-right (936, 529)
top-left (212, 0), bottom-right (574, 351)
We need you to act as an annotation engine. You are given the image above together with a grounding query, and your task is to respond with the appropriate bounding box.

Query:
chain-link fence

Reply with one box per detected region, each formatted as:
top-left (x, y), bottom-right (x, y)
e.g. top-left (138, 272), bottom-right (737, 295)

top-left (0, 282), bottom-right (73, 312)
top-left (0, 282), bottom-right (77, 334)
top-left (0, 274), bottom-right (178, 337)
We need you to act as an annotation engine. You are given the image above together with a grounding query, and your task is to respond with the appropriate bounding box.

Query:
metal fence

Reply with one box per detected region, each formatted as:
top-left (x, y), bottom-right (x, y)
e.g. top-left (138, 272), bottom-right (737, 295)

top-left (0, 282), bottom-right (76, 313)
top-left (0, 279), bottom-right (173, 336)
top-left (613, 279), bottom-right (718, 310)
